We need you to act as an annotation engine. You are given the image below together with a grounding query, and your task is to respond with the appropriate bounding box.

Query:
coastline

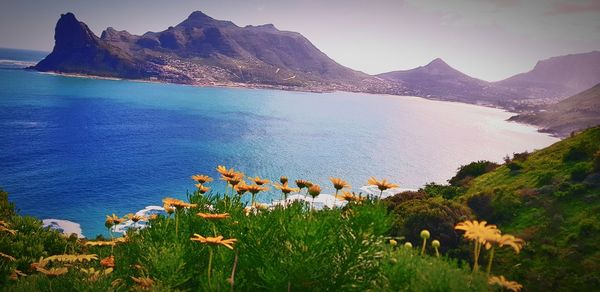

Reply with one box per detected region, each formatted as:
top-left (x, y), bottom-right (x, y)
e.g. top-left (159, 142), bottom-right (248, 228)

top-left (29, 69), bottom-right (558, 138)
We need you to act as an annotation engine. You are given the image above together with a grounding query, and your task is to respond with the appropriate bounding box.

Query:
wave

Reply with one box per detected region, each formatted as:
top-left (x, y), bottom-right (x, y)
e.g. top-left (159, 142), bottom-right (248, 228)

top-left (42, 219), bottom-right (84, 238)
top-left (0, 59), bottom-right (37, 68)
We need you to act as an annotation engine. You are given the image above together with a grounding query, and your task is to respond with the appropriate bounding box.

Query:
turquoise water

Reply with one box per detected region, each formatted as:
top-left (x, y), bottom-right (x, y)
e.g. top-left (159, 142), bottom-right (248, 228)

top-left (0, 48), bottom-right (558, 237)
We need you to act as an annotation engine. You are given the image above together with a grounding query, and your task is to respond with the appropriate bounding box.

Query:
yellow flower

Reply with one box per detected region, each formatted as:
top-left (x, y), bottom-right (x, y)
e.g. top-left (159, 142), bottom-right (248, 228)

top-left (330, 177), bottom-right (350, 191)
top-left (162, 197), bottom-right (197, 209)
top-left (222, 173), bottom-right (244, 187)
top-left (245, 184), bottom-right (269, 195)
top-left (295, 179), bottom-right (313, 189)
top-left (216, 165), bottom-right (237, 178)
top-left (191, 174), bottom-right (213, 184)
top-left (196, 184), bottom-right (211, 194)
top-left (163, 203), bottom-right (175, 214)
top-left (280, 176), bottom-right (288, 184)
top-left (274, 182), bottom-right (299, 194)
top-left (0, 220), bottom-right (16, 235)
top-left (249, 176), bottom-right (270, 185)
top-left (131, 276), bottom-right (155, 288)
top-left (336, 191), bottom-right (364, 202)
top-left (197, 212), bottom-right (231, 220)
top-left (389, 239), bottom-right (398, 246)
top-left (484, 233), bottom-right (525, 254)
top-left (455, 220), bottom-right (500, 244)
top-left (44, 254), bottom-right (98, 263)
top-left (308, 184), bottom-right (322, 198)
top-left (9, 269), bottom-right (26, 281)
top-left (367, 177), bottom-right (399, 191)
top-left (126, 213), bottom-right (146, 223)
top-left (190, 234), bottom-right (237, 250)
top-left (488, 275), bottom-right (523, 292)
top-left (0, 252), bottom-right (16, 261)
top-left (36, 267), bottom-right (69, 277)
top-left (234, 180), bottom-right (249, 195)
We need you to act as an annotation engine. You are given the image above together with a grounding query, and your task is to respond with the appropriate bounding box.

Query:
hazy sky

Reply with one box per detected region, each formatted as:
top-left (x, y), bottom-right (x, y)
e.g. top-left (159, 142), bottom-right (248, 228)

top-left (1, 0), bottom-right (599, 81)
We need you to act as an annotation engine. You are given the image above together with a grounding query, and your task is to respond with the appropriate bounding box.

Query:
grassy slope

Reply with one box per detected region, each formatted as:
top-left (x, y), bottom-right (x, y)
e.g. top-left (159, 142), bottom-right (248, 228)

top-left (462, 127), bottom-right (600, 291)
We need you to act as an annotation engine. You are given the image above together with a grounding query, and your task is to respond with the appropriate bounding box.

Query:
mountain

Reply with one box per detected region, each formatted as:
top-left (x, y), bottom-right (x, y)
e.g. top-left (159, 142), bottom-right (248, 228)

top-left (509, 83), bottom-right (600, 136)
top-left (495, 51), bottom-right (600, 101)
top-left (377, 58), bottom-right (514, 106)
top-left (34, 12), bottom-right (397, 92)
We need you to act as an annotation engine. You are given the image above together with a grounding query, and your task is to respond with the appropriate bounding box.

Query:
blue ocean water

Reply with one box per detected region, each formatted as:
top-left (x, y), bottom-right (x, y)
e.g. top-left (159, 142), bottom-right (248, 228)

top-left (0, 48), bottom-right (558, 237)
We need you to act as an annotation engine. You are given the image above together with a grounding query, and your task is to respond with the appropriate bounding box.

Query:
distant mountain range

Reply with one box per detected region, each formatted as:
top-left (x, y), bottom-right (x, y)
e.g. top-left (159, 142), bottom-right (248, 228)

top-left (509, 83), bottom-right (600, 136)
top-left (33, 11), bottom-right (600, 115)
top-left (34, 12), bottom-right (398, 93)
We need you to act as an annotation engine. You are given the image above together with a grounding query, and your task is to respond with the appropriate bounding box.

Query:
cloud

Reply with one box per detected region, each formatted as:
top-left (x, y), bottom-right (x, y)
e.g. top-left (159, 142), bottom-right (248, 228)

top-left (545, 1), bottom-right (600, 15)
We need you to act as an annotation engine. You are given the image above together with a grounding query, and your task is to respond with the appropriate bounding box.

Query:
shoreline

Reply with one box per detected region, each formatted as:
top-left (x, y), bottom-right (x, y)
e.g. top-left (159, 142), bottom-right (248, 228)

top-left (29, 69), bottom-right (558, 138)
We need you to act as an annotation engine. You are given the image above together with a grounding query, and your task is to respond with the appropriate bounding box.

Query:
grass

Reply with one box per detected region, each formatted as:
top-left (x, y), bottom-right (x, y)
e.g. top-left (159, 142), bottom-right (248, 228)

top-left (0, 188), bottom-right (489, 291)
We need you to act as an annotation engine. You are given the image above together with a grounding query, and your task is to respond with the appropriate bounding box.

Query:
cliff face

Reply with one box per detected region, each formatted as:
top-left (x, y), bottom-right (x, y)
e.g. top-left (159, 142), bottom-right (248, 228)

top-left (34, 13), bottom-right (157, 79)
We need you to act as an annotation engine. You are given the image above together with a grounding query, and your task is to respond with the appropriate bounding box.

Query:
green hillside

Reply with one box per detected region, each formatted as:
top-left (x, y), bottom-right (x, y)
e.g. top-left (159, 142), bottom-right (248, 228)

top-left (461, 126), bottom-right (600, 290)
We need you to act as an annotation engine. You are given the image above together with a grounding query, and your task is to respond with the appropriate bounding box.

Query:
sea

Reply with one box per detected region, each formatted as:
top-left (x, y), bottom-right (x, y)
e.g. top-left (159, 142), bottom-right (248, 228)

top-left (0, 48), bottom-right (559, 237)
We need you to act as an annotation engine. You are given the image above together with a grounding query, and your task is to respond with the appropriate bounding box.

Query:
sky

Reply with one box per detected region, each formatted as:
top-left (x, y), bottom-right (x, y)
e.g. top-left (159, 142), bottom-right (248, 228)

top-left (1, 0), bottom-right (599, 81)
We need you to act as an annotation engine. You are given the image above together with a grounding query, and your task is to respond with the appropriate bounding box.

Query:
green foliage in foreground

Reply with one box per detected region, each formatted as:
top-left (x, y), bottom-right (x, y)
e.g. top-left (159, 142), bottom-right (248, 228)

top-left (0, 191), bottom-right (488, 291)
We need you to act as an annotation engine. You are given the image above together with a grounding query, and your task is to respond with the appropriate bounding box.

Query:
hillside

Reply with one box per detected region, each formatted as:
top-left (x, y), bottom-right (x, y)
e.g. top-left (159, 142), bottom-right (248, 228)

top-left (509, 84), bottom-right (600, 137)
top-left (495, 51), bottom-right (600, 102)
top-left (34, 12), bottom-right (397, 93)
top-left (460, 126), bottom-right (600, 291)
top-left (377, 58), bottom-right (514, 107)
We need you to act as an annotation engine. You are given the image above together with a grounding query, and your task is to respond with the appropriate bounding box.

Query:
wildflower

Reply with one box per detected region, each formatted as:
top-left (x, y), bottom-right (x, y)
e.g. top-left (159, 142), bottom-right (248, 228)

top-left (80, 267), bottom-right (113, 281)
top-left (222, 174), bottom-right (244, 188)
top-left (44, 254), bottom-right (98, 263)
top-left (163, 203), bottom-right (175, 214)
top-left (234, 180), bottom-right (249, 195)
top-left (0, 252), bottom-right (16, 262)
top-left (246, 184), bottom-right (269, 206)
top-left (336, 191), bottom-right (365, 203)
top-left (330, 177), bottom-right (350, 193)
top-left (0, 220), bottom-right (16, 235)
top-left (307, 184), bottom-right (321, 198)
top-left (126, 213), bottom-right (146, 223)
top-left (191, 174), bottom-right (213, 184)
top-left (249, 176), bottom-right (270, 185)
top-left (85, 240), bottom-right (117, 247)
top-left (484, 233), bottom-right (525, 275)
top-left (404, 242), bottom-right (413, 248)
top-left (389, 239), bottom-right (398, 246)
top-left (105, 214), bottom-right (125, 228)
top-left (162, 197), bottom-right (197, 209)
top-left (295, 179), bottom-right (313, 193)
top-left (455, 220), bottom-right (501, 272)
top-left (149, 214), bottom-right (158, 220)
top-left (35, 265), bottom-right (69, 277)
top-left (432, 240), bottom-right (441, 257)
top-left (197, 212), bottom-right (231, 220)
top-left (274, 183), bottom-right (299, 195)
top-left (216, 165), bottom-right (237, 178)
top-left (131, 276), bottom-right (155, 288)
top-left (196, 184), bottom-right (211, 194)
top-left (420, 230), bottom-right (430, 256)
top-left (367, 177), bottom-right (399, 199)
top-left (190, 234), bottom-right (237, 250)
top-left (488, 275), bottom-right (523, 292)
top-left (100, 256), bottom-right (115, 268)
top-left (280, 176), bottom-right (288, 184)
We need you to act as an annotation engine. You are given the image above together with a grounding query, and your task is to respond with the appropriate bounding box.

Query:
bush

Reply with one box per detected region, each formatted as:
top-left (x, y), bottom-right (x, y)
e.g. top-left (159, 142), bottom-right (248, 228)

top-left (564, 142), bottom-right (595, 162)
top-left (593, 150), bottom-right (600, 172)
top-left (466, 192), bottom-right (494, 221)
top-left (571, 163), bottom-right (592, 182)
top-left (448, 161), bottom-right (499, 187)
top-left (388, 196), bottom-right (472, 251)
top-left (420, 182), bottom-right (464, 200)
top-left (506, 161), bottom-right (523, 172)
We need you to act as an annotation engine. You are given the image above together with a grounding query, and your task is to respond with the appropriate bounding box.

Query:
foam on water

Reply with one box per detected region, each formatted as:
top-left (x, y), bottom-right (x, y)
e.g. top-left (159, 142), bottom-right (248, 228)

top-left (42, 219), bottom-right (85, 238)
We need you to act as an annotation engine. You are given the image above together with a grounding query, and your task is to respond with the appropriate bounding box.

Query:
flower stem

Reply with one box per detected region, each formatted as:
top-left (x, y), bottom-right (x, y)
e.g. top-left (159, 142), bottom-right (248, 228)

top-left (379, 190), bottom-right (383, 200)
top-left (421, 238), bottom-right (428, 256)
top-left (175, 211), bottom-right (179, 238)
top-left (486, 246), bottom-right (495, 276)
top-left (207, 247), bottom-right (214, 288)
top-left (434, 247), bottom-right (440, 258)
top-left (473, 241), bottom-right (481, 272)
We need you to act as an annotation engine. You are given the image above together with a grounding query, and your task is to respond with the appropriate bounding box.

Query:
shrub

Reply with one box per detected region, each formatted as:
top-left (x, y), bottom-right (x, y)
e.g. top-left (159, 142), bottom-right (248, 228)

top-left (506, 161), bottom-right (523, 172)
top-left (420, 182), bottom-right (464, 200)
top-left (467, 192), bottom-right (494, 221)
top-left (593, 150), bottom-right (600, 172)
top-left (536, 171), bottom-right (555, 186)
top-left (570, 163), bottom-right (592, 182)
top-left (563, 142), bottom-right (595, 162)
top-left (448, 161), bottom-right (499, 187)
top-left (388, 196), bottom-right (472, 251)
